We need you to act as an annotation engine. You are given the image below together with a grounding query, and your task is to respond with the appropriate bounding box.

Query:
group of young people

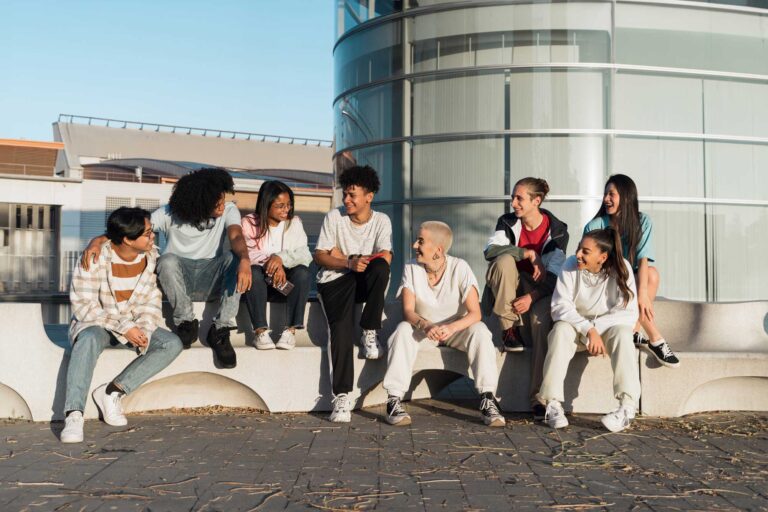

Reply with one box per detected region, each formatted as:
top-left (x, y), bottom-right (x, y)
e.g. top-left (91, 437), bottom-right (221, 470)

top-left (59, 165), bottom-right (678, 444)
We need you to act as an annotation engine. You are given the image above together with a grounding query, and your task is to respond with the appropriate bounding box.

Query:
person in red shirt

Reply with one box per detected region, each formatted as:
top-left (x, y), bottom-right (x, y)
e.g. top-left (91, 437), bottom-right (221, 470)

top-left (483, 177), bottom-right (569, 420)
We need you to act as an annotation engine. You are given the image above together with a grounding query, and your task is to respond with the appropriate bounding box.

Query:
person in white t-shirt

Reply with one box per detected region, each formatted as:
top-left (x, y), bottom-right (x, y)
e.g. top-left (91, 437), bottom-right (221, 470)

top-left (537, 228), bottom-right (641, 433)
top-left (241, 180), bottom-right (312, 350)
top-left (81, 168), bottom-right (252, 369)
top-left (383, 221), bottom-right (505, 427)
top-left (314, 165), bottom-right (392, 423)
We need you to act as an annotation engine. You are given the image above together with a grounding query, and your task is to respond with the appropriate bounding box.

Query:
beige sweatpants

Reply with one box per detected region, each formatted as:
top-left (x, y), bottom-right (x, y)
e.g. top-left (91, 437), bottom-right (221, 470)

top-left (383, 321), bottom-right (499, 398)
top-left (537, 321), bottom-right (641, 408)
top-left (486, 253), bottom-right (552, 405)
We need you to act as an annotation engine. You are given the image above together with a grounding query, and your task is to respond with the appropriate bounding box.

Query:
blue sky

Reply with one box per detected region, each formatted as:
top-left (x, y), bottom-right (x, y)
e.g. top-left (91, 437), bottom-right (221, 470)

top-left (0, 0), bottom-right (335, 142)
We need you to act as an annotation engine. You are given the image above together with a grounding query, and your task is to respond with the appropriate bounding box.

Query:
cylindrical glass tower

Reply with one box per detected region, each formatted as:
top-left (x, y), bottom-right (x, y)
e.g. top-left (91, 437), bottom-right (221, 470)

top-left (333, 0), bottom-right (768, 302)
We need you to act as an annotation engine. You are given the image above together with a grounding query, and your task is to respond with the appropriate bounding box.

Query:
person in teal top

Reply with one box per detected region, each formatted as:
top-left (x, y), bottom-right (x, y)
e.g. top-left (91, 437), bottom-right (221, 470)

top-left (584, 174), bottom-right (680, 369)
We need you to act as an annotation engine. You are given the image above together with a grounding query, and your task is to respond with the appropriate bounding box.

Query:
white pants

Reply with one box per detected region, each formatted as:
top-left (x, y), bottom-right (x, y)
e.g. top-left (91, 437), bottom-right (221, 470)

top-left (537, 321), bottom-right (640, 408)
top-left (383, 321), bottom-right (499, 398)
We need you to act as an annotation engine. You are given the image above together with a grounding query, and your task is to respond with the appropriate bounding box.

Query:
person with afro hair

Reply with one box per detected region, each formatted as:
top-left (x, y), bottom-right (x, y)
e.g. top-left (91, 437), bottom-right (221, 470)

top-left (81, 167), bottom-right (252, 369)
top-left (314, 165), bottom-right (392, 423)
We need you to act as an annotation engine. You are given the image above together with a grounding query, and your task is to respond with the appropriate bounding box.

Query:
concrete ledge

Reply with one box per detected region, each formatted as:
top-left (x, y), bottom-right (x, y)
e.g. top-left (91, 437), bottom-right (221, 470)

top-left (2, 301), bottom-right (633, 421)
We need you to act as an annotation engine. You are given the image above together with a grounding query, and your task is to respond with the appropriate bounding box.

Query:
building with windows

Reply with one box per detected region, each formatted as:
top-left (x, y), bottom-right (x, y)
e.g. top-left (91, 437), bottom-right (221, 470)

top-left (0, 116), bottom-right (333, 320)
top-left (334, 0), bottom-right (768, 302)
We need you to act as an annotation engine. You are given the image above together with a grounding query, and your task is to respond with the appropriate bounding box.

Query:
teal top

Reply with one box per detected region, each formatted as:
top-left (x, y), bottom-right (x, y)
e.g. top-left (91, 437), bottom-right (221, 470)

top-left (583, 212), bottom-right (654, 269)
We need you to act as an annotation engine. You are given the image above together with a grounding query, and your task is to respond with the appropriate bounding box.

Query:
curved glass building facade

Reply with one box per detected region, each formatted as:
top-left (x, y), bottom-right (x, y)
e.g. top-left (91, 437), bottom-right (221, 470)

top-left (333, 0), bottom-right (768, 302)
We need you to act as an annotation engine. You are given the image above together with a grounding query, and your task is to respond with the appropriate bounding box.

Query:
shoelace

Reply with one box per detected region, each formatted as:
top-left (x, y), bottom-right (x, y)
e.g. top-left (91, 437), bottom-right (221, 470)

top-left (387, 397), bottom-right (406, 417)
top-left (659, 343), bottom-right (674, 359)
top-left (107, 393), bottom-right (123, 412)
top-left (480, 397), bottom-right (501, 417)
top-left (364, 331), bottom-right (378, 347)
top-left (545, 402), bottom-right (561, 420)
top-left (332, 394), bottom-right (350, 411)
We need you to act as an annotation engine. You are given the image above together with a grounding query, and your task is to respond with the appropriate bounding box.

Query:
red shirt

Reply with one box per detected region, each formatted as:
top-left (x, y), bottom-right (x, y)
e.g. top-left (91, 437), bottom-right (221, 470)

top-left (516, 214), bottom-right (550, 275)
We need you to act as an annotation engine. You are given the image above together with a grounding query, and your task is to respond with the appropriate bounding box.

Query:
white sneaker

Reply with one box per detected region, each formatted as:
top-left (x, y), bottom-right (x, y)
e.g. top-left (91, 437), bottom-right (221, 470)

top-left (275, 328), bottom-right (296, 350)
top-left (545, 400), bottom-right (569, 429)
top-left (255, 329), bottom-right (276, 350)
top-left (601, 404), bottom-right (635, 433)
top-left (360, 330), bottom-right (382, 360)
top-left (60, 411), bottom-right (84, 443)
top-left (329, 393), bottom-right (352, 423)
top-left (92, 384), bottom-right (127, 426)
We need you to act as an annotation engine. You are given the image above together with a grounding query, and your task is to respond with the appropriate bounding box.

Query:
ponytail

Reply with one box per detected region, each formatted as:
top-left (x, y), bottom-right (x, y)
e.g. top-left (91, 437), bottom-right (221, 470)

top-left (584, 228), bottom-right (634, 307)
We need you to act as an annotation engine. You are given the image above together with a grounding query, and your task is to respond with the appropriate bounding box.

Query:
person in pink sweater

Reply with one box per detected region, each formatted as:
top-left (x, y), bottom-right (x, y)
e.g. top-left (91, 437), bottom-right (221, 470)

top-left (241, 181), bottom-right (312, 350)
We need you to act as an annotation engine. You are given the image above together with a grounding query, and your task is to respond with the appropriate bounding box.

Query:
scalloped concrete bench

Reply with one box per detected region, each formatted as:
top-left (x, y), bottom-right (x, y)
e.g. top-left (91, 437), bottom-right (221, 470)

top-left (639, 300), bottom-right (768, 416)
top-left (1, 300), bottom-right (625, 421)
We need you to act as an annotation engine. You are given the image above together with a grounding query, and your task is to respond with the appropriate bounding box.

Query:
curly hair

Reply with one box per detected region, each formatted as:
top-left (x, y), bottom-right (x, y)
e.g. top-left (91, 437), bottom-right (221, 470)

top-left (338, 165), bottom-right (380, 194)
top-left (168, 168), bottom-right (235, 227)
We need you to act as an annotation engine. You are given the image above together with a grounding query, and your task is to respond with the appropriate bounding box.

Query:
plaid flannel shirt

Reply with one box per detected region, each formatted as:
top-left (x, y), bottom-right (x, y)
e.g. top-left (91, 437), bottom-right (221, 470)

top-left (68, 242), bottom-right (163, 347)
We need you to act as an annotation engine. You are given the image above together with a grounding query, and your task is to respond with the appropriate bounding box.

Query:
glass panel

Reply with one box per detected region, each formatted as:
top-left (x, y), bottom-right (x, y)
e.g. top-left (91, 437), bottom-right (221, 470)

top-left (509, 136), bottom-right (606, 199)
top-left (335, 19), bottom-right (403, 95)
top-left (711, 204), bottom-right (768, 301)
top-left (413, 73), bottom-right (505, 135)
top-left (616, 4), bottom-right (768, 75)
top-left (410, 3), bottom-right (611, 72)
top-left (371, 203), bottom-right (404, 299)
top-left (509, 71), bottom-right (605, 130)
top-left (0, 204), bottom-right (8, 227)
top-left (337, 0), bottom-right (402, 37)
top-left (347, 142), bottom-right (404, 202)
top-left (613, 138), bottom-right (705, 197)
top-left (412, 138), bottom-right (504, 198)
top-left (412, 202), bottom-right (505, 293)
top-left (640, 202), bottom-right (708, 301)
top-left (334, 81), bottom-right (403, 149)
top-left (705, 142), bottom-right (768, 201)
top-left (615, 73), bottom-right (703, 133)
top-left (704, 80), bottom-right (768, 139)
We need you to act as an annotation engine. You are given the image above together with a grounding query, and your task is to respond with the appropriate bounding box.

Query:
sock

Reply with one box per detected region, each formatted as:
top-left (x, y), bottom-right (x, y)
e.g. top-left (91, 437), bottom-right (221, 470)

top-left (105, 382), bottom-right (124, 395)
top-left (649, 338), bottom-right (666, 347)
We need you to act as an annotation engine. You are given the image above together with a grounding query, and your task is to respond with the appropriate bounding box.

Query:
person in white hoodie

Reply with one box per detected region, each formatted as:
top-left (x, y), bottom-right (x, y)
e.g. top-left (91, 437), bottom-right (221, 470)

top-left (537, 228), bottom-right (640, 433)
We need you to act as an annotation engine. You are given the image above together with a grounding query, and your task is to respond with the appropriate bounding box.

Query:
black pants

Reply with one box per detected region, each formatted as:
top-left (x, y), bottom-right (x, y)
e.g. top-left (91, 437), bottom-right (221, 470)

top-left (317, 258), bottom-right (389, 395)
top-left (244, 265), bottom-right (311, 330)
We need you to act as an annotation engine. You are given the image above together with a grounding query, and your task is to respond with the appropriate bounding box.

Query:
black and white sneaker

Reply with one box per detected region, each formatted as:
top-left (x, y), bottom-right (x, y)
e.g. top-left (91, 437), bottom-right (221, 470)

top-left (502, 327), bottom-right (524, 353)
top-left (644, 340), bottom-right (680, 368)
top-left (385, 396), bottom-right (411, 426)
top-left (177, 319), bottom-right (199, 349)
top-left (479, 393), bottom-right (505, 427)
top-left (633, 331), bottom-right (649, 347)
top-left (208, 325), bottom-right (237, 368)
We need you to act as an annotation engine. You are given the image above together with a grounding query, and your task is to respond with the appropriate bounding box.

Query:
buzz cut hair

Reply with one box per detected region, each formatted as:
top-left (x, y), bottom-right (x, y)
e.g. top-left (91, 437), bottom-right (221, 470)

top-left (420, 221), bottom-right (453, 253)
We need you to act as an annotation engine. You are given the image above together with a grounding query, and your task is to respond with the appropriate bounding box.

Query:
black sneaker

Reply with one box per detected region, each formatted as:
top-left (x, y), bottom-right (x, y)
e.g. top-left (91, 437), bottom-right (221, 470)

top-left (207, 325), bottom-right (237, 368)
top-left (633, 331), bottom-right (649, 347)
top-left (502, 327), bottom-right (524, 352)
top-left (385, 396), bottom-right (411, 426)
top-left (177, 319), bottom-right (199, 349)
top-left (532, 403), bottom-right (546, 422)
top-left (479, 392), bottom-right (505, 427)
top-left (645, 340), bottom-right (680, 368)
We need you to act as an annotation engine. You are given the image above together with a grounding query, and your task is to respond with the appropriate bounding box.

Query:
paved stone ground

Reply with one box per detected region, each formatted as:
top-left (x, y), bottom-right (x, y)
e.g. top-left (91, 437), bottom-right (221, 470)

top-left (0, 400), bottom-right (766, 511)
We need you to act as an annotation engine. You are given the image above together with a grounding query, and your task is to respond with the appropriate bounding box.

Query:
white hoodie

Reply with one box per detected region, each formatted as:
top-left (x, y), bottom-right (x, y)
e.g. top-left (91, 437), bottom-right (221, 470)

top-left (550, 255), bottom-right (639, 343)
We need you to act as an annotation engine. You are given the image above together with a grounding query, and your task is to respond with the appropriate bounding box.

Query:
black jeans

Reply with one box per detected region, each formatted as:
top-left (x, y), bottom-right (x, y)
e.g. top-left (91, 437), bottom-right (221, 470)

top-left (317, 258), bottom-right (389, 395)
top-left (244, 264), bottom-right (311, 330)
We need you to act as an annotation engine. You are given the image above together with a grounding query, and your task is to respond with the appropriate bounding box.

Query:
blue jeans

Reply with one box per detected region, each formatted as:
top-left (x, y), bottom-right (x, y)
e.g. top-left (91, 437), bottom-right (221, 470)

top-left (64, 326), bottom-right (183, 413)
top-left (156, 251), bottom-right (241, 329)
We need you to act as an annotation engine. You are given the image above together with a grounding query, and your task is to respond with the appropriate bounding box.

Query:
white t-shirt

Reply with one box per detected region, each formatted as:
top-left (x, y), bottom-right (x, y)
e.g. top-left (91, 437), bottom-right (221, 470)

top-left (150, 202), bottom-right (241, 260)
top-left (315, 208), bottom-right (392, 284)
top-left (267, 222), bottom-right (285, 254)
top-left (398, 256), bottom-right (479, 324)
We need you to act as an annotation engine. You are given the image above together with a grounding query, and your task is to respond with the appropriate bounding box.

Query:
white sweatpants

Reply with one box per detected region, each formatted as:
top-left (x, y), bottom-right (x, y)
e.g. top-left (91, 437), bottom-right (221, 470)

top-left (537, 321), bottom-right (640, 408)
top-left (383, 321), bottom-right (499, 398)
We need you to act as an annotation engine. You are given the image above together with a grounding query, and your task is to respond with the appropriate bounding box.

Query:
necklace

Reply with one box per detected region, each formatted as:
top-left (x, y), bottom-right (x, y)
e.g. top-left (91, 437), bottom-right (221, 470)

top-left (424, 257), bottom-right (447, 285)
top-left (350, 210), bottom-right (373, 225)
top-left (580, 268), bottom-right (608, 287)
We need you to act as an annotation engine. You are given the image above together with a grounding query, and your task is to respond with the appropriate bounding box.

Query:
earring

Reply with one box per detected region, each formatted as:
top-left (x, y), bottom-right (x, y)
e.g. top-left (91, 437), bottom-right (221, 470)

top-left (432, 253), bottom-right (440, 260)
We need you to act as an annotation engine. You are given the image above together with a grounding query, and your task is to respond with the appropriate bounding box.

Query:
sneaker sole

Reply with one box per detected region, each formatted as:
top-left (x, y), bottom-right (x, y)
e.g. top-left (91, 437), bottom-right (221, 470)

top-left (484, 417), bottom-right (506, 427)
top-left (329, 415), bottom-right (351, 423)
top-left (91, 386), bottom-right (127, 427)
top-left (256, 345), bottom-right (276, 350)
top-left (61, 434), bottom-right (83, 444)
top-left (503, 346), bottom-right (525, 353)
top-left (386, 415), bottom-right (412, 426)
top-left (275, 344), bottom-right (294, 350)
top-left (601, 417), bottom-right (630, 433)
top-left (643, 346), bottom-right (681, 368)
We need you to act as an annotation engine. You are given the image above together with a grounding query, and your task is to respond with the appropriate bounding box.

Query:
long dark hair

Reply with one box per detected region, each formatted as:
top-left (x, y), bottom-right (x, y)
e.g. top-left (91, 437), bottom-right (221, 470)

top-left (584, 228), bottom-right (634, 307)
top-left (593, 174), bottom-right (641, 267)
top-left (247, 180), bottom-right (295, 241)
top-left (169, 167), bottom-right (234, 228)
